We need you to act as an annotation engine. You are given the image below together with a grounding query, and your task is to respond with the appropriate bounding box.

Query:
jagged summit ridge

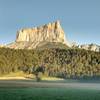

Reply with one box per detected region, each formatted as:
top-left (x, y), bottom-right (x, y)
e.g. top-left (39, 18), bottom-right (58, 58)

top-left (7, 20), bottom-right (70, 49)
top-left (16, 20), bottom-right (66, 43)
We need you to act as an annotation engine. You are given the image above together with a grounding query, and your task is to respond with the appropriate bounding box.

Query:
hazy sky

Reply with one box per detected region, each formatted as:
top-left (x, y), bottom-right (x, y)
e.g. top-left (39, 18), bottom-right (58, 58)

top-left (0, 0), bottom-right (100, 45)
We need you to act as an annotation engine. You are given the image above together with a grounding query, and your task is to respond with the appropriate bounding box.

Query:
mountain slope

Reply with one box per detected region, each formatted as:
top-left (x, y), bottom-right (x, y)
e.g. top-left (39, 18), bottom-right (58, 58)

top-left (0, 47), bottom-right (100, 79)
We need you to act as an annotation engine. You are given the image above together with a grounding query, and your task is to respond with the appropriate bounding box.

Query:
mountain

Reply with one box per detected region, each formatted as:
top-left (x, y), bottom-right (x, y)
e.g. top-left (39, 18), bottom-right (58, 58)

top-left (7, 20), bottom-right (70, 49)
top-left (0, 20), bottom-right (100, 79)
top-left (79, 44), bottom-right (100, 52)
top-left (2, 20), bottom-right (99, 52)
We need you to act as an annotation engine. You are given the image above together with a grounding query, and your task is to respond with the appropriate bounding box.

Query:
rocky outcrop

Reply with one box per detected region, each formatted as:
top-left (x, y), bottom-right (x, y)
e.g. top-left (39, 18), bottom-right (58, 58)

top-left (7, 20), bottom-right (70, 49)
top-left (79, 44), bottom-right (100, 52)
top-left (6, 20), bottom-right (100, 52)
top-left (16, 20), bottom-right (66, 43)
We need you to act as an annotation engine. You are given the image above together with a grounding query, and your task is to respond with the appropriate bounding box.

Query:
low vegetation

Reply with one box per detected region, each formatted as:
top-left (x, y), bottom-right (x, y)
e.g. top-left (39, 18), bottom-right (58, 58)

top-left (0, 87), bottom-right (100, 100)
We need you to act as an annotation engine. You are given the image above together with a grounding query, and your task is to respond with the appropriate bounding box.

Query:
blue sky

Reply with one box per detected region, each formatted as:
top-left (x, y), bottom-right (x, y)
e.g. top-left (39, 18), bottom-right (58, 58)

top-left (0, 0), bottom-right (100, 45)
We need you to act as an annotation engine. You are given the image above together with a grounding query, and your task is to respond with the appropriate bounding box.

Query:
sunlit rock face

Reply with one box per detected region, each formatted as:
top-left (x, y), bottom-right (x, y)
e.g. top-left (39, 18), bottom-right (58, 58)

top-left (16, 21), bottom-right (66, 43)
top-left (7, 20), bottom-right (70, 49)
top-left (79, 44), bottom-right (100, 52)
top-left (4, 20), bottom-right (100, 51)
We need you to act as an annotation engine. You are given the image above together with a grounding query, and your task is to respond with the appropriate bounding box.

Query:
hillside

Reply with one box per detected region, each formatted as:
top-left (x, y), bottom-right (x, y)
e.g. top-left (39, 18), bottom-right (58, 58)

top-left (0, 47), bottom-right (100, 79)
top-left (0, 21), bottom-right (100, 79)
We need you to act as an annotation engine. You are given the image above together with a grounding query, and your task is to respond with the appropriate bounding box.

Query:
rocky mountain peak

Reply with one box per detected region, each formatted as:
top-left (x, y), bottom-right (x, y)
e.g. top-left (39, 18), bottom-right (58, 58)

top-left (7, 20), bottom-right (70, 49)
top-left (79, 44), bottom-right (100, 52)
top-left (16, 20), bottom-right (66, 44)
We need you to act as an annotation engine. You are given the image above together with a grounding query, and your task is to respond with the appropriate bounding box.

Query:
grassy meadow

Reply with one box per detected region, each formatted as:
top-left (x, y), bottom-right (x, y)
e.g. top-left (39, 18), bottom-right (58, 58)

top-left (0, 87), bottom-right (100, 100)
top-left (0, 80), bottom-right (100, 100)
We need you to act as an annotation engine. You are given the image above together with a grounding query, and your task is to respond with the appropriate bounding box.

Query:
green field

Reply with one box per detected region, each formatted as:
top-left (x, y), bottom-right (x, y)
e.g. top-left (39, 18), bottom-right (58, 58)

top-left (0, 87), bottom-right (100, 100)
top-left (0, 80), bottom-right (100, 100)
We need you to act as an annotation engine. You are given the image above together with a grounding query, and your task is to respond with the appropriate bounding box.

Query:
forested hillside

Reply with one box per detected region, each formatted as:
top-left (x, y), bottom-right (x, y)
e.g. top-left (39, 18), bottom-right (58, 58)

top-left (0, 47), bottom-right (100, 79)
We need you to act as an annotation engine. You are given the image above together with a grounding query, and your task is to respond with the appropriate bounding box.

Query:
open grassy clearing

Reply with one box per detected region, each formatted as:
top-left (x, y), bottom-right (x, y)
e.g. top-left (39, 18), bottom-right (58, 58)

top-left (0, 87), bottom-right (100, 100)
top-left (0, 71), bottom-right (64, 81)
top-left (0, 80), bottom-right (100, 100)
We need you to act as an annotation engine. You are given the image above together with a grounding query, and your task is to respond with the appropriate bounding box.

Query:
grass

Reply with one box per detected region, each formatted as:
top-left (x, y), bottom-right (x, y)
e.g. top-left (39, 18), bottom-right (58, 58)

top-left (0, 71), bottom-right (35, 79)
top-left (0, 87), bottom-right (100, 100)
top-left (0, 79), bottom-right (100, 100)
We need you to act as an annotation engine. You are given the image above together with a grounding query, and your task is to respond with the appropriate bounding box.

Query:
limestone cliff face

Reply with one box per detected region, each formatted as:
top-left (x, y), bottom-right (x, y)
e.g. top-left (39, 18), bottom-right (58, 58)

top-left (79, 44), bottom-right (100, 52)
top-left (16, 21), bottom-right (66, 43)
top-left (4, 20), bottom-right (100, 51)
top-left (7, 21), bottom-right (70, 49)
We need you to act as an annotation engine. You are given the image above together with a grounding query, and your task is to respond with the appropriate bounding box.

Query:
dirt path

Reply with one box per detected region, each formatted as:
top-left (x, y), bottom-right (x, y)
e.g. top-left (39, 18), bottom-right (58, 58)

top-left (0, 80), bottom-right (100, 90)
